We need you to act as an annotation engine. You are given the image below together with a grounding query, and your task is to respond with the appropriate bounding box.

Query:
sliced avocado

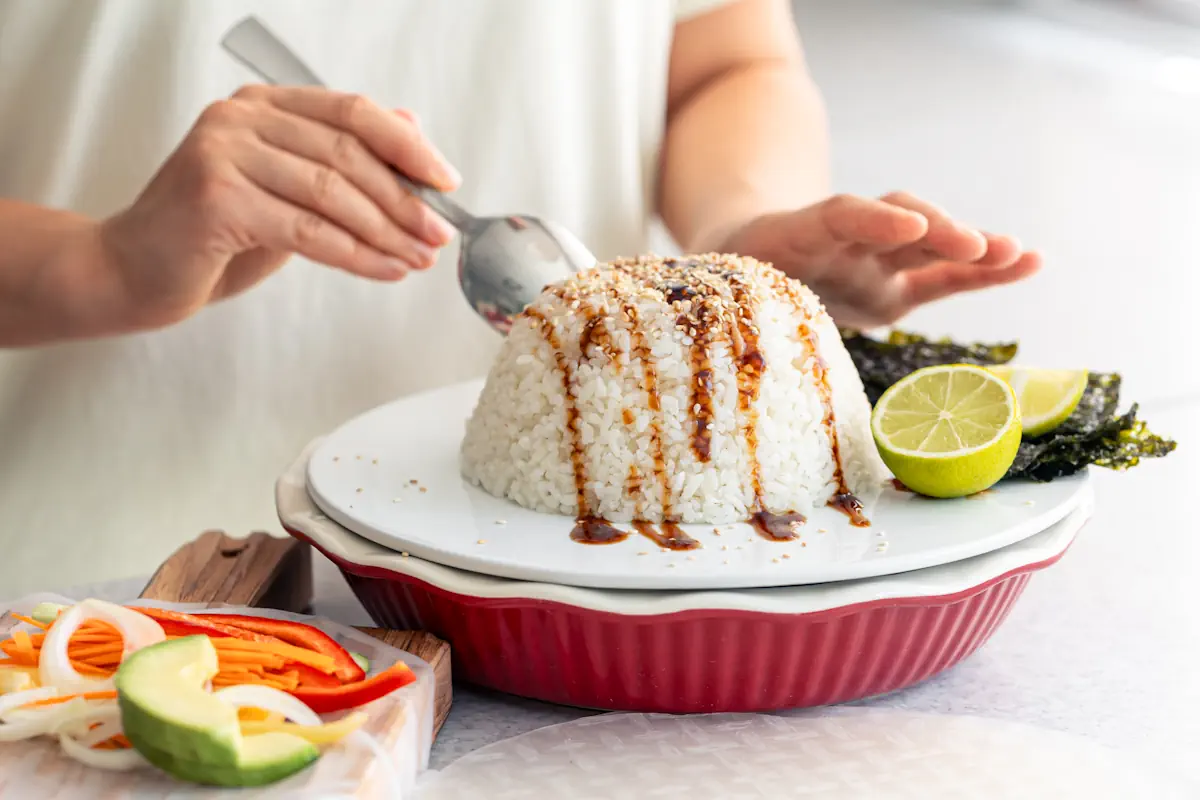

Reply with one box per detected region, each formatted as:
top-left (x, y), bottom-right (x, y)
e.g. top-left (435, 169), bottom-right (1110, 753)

top-left (115, 636), bottom-right (318, 787)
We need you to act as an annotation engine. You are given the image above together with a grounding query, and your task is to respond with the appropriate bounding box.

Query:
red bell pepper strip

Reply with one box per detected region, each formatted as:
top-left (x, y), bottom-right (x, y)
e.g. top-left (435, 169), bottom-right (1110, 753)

top-left (128, 607), bottom-right (279, 643)
top-left (289, 660), bottom-right (416, 714)
top-left (292, 662), bottom-right (343, 690)
top-left (196, 614), bottom-right (365, 683)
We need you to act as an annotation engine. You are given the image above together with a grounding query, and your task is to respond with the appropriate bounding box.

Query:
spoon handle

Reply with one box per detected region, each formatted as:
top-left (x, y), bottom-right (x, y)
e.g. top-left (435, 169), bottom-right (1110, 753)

top-left (221, 17), bottom-right (473, 230)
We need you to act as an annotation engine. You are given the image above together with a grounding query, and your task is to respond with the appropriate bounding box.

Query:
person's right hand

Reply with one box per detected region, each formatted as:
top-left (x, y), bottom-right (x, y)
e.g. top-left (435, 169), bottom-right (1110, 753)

top-left (99, 85), bottom-right (461, 325)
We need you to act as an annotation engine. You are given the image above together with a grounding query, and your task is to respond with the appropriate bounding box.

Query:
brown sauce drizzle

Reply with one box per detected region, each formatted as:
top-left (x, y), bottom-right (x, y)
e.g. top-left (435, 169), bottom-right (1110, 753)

top-left (624, 303), bottom-right (672, 522)
top-left (633, 521), bottom-right (701, 551)
top-left (571, 518), bottom-right (630, 545)
top-left (796, 320), bottom-right (870, 527)
top-left (525, 308), bottom-right (590, 519)
top-left (749, 510), bottom-right (806, 542)
top-left (830, 493), bottom-right (870, 528)
top-left (726, 274), bottom-right (767, 506)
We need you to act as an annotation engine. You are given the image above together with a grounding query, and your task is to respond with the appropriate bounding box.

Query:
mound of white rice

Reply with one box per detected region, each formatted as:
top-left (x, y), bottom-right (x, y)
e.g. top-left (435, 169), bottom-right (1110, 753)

top-left (461, 253), bottom-right (889, 524)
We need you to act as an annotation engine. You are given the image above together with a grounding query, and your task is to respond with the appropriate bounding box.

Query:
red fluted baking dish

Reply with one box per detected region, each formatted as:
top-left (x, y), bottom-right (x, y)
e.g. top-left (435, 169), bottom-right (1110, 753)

top-left (278, 448), bottom-right (1091, 713)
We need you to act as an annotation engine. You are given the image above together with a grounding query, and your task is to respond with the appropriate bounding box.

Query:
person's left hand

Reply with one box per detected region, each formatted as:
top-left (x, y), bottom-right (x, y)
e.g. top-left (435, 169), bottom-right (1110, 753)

top-left (714, 192), bottom-right (1041, 329)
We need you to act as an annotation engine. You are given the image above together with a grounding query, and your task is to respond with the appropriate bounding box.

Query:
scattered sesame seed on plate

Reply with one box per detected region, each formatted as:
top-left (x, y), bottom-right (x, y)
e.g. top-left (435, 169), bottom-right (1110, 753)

top-left (409, 479), bottom-right (419, 485)
top-left (355, 455), bottom-right (362, 461)
top-left (355, 487), bottom-right (363, 494)
top-left (818, 528), bottom-right (827, 534)
top-left (638, 551), bottom-right (649, 556)
top-left (782, 553), bottom-right (791, 559)
top-left (801, 542), bottom-right (807, 548)
top-left (723, 559), bottom-right (730, 565)
top-left (495, 519), bottom-right (507, 526)
top-left (476, 539), bottom-right (487, 545)
top-left (667, 563), bottom-right (677, 568)
top-left (712, 528), bottom-right (721, 535)
top-left (392, 497), bottom-right (402, 503)
top-left (419, 487), bottom-right (428, 493)
top-left (332, 456), bottom-right (340, 462)
top-left (686, 555), bottom-right (696, 561)
top-left (771, 557), bottom-right (781, 564)
top-left (372, 458), bottom-right (379, 465)
top-left (721, 545), bottom-right (728, 551)
top-left (1025, 500), bottom-right (1036, 506)
top-left (400, 551), bottom-right (409, 557)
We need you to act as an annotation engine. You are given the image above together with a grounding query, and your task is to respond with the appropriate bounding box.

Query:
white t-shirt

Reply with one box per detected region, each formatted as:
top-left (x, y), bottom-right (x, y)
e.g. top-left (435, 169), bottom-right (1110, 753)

top-left (0, 0), bottom-right (730, 594)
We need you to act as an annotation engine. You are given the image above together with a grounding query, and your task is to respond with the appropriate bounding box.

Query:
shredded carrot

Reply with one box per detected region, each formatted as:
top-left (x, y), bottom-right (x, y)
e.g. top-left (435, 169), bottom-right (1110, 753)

top-left (211, 638), bottom-right (336, 674)
top-left (68, 644), bottom-right (125, 660)
top-left (11, 615), bottom-right (49, 631)
top-left (23, 691), bottom-right (118, 709)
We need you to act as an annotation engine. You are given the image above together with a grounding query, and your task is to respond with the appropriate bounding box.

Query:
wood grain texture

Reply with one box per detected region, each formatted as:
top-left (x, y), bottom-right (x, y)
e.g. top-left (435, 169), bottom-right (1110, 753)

top-left (139, 531), bottom-right (452, 737)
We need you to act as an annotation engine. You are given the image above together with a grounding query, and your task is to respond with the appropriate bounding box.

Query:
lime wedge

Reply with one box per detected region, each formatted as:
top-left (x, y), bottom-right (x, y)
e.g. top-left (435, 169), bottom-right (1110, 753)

top-left (987, 366), bottom-right (1088, 438)
top-left (873, 364), bottom-right (1021, 498)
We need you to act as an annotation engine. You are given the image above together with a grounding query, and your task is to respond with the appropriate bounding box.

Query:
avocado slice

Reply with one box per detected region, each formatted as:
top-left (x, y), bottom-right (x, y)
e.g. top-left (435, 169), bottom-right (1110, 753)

top-left (115, 636), bottom-right (319, 787)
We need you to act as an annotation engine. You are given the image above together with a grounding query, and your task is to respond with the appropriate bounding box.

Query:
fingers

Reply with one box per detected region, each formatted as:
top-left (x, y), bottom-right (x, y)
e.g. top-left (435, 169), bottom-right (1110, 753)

top-left (238, 85), bottom-right (461, 191)
top-left (250, 106), bottom-right (455, 250)
top-left (899, 251), bottom-right (1042, 308)
top-left (819, 195), bottom-right (928, 249)
top-left (237, 186), bottom-right (414, 282)
top-left (877, 192), bottom-right (987, 271)
top-left (235, 141), bottom-right (438, 271)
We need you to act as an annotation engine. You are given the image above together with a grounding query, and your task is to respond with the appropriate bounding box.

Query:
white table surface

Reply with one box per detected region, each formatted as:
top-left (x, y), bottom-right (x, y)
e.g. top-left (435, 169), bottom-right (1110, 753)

top-left (28, 0), bottom-right (1200, 792)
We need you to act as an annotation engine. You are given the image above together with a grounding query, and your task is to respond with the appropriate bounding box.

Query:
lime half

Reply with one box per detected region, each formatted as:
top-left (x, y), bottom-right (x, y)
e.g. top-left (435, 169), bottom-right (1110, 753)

top-left (988, 366), bottom-right (1088, 438)
top-left (873, 364), bottom-right (1021, 498)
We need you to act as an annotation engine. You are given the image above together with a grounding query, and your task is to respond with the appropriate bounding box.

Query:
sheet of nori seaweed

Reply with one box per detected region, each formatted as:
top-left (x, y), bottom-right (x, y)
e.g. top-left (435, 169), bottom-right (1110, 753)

top-left (842, 331), bottom-right (1176, 481)
top-left (842, 330), bottom-right (1018, 406)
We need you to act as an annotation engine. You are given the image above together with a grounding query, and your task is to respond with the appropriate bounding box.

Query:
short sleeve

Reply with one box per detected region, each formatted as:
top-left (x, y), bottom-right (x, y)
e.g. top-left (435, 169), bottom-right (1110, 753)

top-left (673, 0), bottom-right (735, 22)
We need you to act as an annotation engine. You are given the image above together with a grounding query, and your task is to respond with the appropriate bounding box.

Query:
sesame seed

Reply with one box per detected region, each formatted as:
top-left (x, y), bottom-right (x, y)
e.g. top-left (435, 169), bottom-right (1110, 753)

top-left (723, 559), bottom-right (730, 565)
top-left (372, 458), bottom-right (379, 465)
top-left (721, 545), bottom-right (728, 551)
top-left (419, 487), bottom-right (428, 493)
top-left (818, 528), bottom-right (828, 534)
top-left (772, 557), bottom-right (781, 564)
top-left (332, 456), bottom-right (340, 462)
top-left (667, 563), bottom-right (677, 568)
top-left (355, 488), bottom-right (363, 494)
top-left (1024, 500), bottom-right (1036, 506)
top-left (409, 479), bottom-right (419, 485)
top-left (736, 545), bottom-right (744, 550)
top-left (495, 519), bottom-right (507, 526)
top-left (392, 498), bottom-right (402, 503)
top-left (782, 553), bottom-right (791, 559)
top-left (355, 455), bottom-right (362, 461)
top-left (477, 539), bottom-right (488, 545)
top-left (686, 555), bottom-right (696, 561)
top-left (638, 551), bottom-right (649, 556)
top-left (400, 551), bottom-right (410, 558)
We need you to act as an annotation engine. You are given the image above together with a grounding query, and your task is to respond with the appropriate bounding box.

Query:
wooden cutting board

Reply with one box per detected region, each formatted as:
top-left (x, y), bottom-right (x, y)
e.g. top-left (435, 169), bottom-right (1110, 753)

top-left (138, 529), bottom-right (452, 736)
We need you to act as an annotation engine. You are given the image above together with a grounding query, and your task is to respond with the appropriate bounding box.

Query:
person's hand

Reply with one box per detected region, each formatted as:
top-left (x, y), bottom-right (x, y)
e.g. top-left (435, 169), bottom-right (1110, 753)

top-left (715, 193), bottom-right (1041, 328)
top-left (99, 85), bottom-right (460, 325)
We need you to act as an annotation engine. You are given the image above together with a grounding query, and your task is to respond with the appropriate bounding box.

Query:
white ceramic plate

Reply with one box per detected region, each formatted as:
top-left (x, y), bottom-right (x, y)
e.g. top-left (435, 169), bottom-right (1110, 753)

top-left (305, 380), bottom-right (1091, 590)
top-left (281, 441), bottom-right (1091, 615)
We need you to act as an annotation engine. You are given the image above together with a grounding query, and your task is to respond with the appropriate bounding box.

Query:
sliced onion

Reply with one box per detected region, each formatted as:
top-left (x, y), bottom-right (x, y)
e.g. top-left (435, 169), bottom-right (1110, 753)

top-left (0, 687), bottom-right (59, 721)
top-left (40, 599), bottom-right (165, 693)
top-left (53, 705), bottom-right (121, 745)
top-left (213, 685), bottom-right (321, 727)
top-left (0, 697), bottom-right (88, 742)
top-left (59, 731), bottom-right (146, 771)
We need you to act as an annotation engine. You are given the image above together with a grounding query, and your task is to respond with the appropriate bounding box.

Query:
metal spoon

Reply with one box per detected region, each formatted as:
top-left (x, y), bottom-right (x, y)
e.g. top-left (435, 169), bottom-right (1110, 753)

top-left (220, 16), bottom-right (594, 334)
